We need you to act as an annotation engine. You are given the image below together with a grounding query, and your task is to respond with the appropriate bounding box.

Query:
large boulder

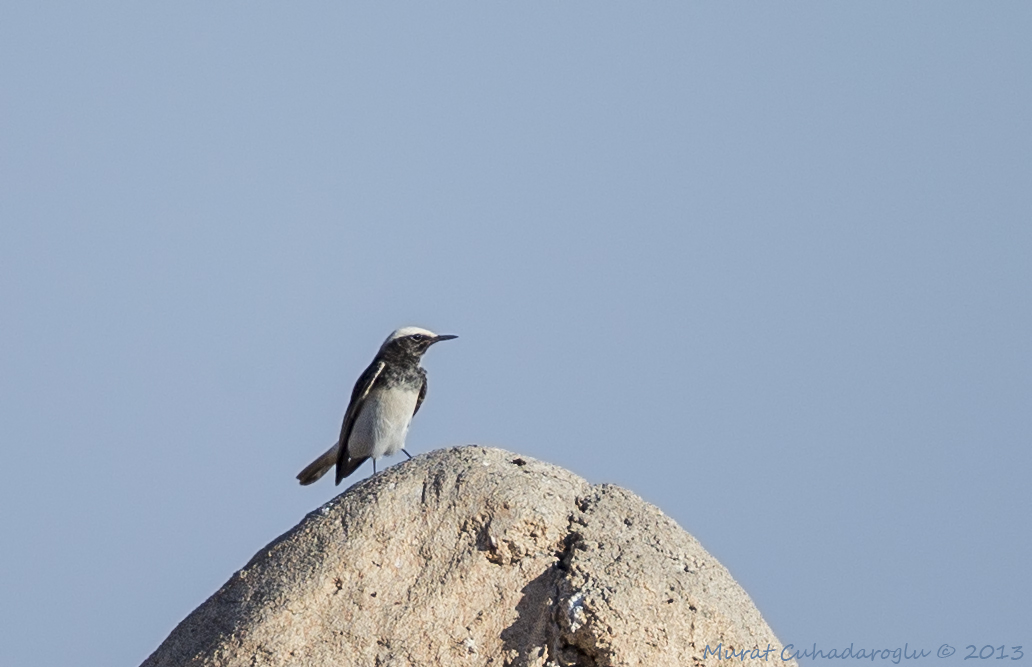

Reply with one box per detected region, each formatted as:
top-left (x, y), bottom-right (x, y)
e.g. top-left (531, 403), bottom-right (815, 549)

top-left (142, 446), bottom-right (792, 666)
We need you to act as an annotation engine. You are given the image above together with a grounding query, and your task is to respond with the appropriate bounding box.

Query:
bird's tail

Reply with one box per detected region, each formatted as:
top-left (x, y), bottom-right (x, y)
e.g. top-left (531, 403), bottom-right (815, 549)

top-left (297, 441), bottom-right (340, 486)
top-left (334, 452), bottom-right (369, 485)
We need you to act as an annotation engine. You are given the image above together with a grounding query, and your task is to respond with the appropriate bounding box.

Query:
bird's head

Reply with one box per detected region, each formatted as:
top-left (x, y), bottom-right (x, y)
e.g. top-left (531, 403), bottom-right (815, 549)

top-left (379, 326), bottom-right (458, 359)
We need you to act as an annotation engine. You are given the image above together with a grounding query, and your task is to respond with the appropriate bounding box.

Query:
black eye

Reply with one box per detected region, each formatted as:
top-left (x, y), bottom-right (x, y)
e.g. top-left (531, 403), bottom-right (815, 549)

top-left (411, 334), bottom-right (426, 342)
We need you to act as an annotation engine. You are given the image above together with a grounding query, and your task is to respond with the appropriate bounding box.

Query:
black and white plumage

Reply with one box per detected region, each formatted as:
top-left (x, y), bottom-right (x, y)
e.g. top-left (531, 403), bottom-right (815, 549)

top-left (296, 327), bottom-right (457, 486)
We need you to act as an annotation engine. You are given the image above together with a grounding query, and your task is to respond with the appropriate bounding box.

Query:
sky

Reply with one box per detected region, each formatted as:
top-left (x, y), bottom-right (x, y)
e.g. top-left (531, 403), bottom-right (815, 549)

top-left (1, 3), bottom-right (1030, 666)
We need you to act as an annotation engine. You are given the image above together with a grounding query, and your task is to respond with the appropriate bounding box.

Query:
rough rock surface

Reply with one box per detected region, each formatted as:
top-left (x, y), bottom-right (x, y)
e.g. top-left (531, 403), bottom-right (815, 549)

top-left (142, 446), bottom-right (793, 667)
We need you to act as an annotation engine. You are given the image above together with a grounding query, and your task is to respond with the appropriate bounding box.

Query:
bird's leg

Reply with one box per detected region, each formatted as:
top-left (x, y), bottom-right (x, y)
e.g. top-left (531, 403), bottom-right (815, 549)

top-left (373, 459), bottom-right (376, 475)
top-left (402, 449), bottom-right (412, 460)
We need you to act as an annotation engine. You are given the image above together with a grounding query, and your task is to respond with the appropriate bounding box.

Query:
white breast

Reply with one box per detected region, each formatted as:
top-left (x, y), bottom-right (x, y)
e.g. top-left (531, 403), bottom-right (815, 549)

top-left (347, 387), bottom-right (420, 460)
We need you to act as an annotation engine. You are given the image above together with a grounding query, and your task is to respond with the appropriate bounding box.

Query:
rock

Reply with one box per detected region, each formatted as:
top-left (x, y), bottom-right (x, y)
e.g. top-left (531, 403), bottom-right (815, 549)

top-left (141, 446), bottom-right (793, 667)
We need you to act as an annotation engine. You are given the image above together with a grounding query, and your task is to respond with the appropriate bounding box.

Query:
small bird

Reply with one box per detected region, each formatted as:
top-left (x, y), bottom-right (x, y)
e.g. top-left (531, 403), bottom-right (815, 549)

top-left (297, 327), bottom-right (457, 486)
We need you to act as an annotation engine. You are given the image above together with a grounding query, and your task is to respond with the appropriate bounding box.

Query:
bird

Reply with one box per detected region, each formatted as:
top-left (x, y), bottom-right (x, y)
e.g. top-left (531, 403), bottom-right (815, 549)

top-left (297, 326), bottom-right (457, 486)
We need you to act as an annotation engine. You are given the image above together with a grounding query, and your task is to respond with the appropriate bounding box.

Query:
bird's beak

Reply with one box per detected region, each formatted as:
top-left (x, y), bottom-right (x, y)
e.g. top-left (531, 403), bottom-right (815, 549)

top-left (432, 334), bottom-right (458, 344)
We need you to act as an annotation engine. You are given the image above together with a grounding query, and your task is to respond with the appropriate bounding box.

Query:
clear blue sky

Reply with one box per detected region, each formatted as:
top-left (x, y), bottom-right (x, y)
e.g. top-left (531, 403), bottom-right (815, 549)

top-left (2, 4), bottom-right (1029, 666)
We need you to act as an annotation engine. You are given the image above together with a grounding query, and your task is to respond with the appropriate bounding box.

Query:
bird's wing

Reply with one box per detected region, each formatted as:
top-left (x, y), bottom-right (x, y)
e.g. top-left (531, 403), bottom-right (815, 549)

top-left (413, 368), bottom-right (428, 416)
top-left (334, 359), bottom-right (385, 484)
